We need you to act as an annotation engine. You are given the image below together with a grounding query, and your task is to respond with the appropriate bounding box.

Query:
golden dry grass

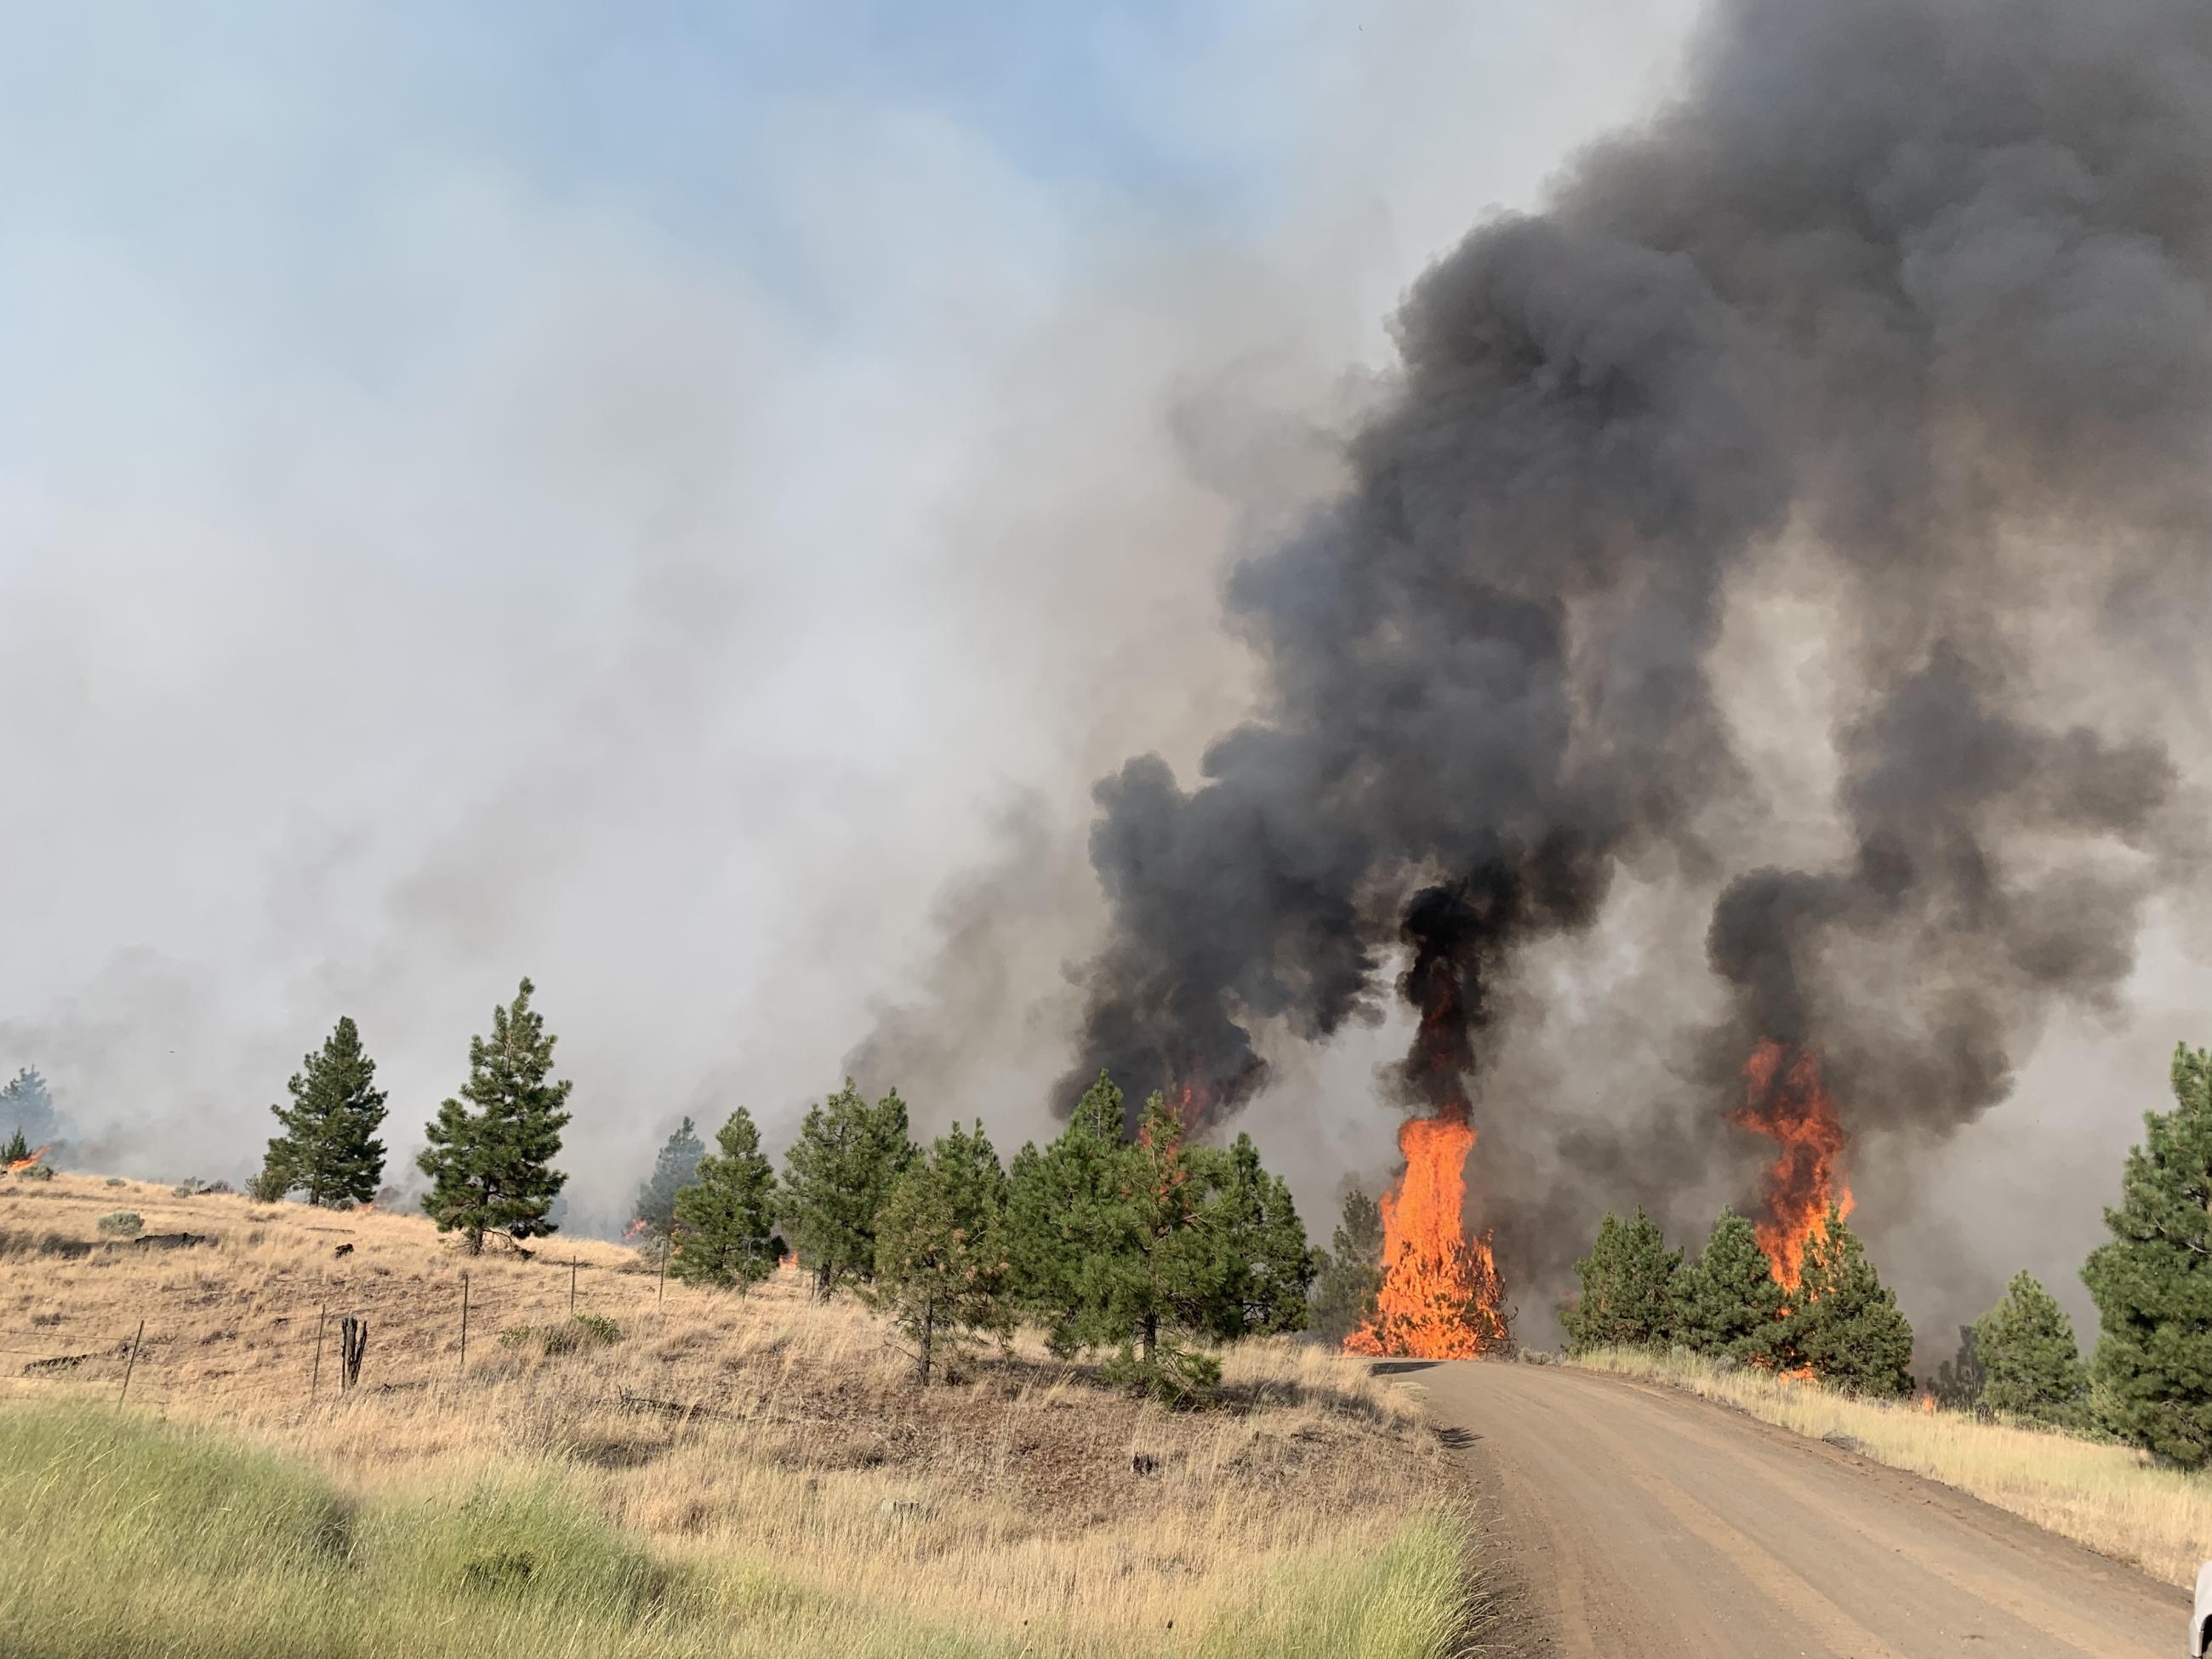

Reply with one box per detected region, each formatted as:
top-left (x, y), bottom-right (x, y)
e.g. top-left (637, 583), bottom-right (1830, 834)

top-left (1571, 1346), bottom-right (2212, 1587)
top-left (0, 1172), bottom-right (1470, 1656)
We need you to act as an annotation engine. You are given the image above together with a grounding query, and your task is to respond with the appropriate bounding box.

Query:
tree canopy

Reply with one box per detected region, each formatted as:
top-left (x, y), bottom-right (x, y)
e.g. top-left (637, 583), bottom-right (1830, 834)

top-left (670, 1107), bottom-right (781, 1292)
top-left (418, 978), bottom-right (573, 1254)
top-left (2084, 1043), bottom-right (2212, 1465)
top-left (780, 1080), bottom-right (914, 1297)
top-left (263, 1016), bottom-right (388, 1207)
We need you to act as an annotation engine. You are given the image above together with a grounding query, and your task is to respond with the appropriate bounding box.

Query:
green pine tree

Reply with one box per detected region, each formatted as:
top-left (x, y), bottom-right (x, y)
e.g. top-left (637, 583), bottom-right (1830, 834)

top-left (1307, 1186), bottom-right (1386, 1347)
top-left (1103, 1089), bottom-right (1238, 1400)
top-left (1209, 1132), bottom-right (1316, 1338)
top-left (418, 978), bottom-right (573, 1255)
top-left (2084, 1042), bottom-right (2212, 1465)
top-left (1973, 1270), bottom-right (2087, 1428)
top-left (264, 1016), bottom-right (389, 1207)
top-left (670, 1108), bottom-right (781, 1291)
top-left (1, 1128), bottom-right (26, 1166)
top-left (1560, 1208), bottom-right (1681, 1352)
top-left (1668, 1210), bottom-right (1785, 1365)
top-left (1776, 1209), bottom-right (1913, 1396)
top-left (632, 1116), bottom-right (706, 1246)
top-left (1005, 1071), bottom-right (1132, 1354)
top-left (778, 1079), bottom-right (914, 1297)
top-left (871, 1120), bottom-right (1013, 1384)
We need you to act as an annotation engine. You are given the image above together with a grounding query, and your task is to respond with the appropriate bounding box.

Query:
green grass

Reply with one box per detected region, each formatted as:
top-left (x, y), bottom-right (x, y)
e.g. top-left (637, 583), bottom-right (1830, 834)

top-left (0, 1403), bottom-right (1473, 1658)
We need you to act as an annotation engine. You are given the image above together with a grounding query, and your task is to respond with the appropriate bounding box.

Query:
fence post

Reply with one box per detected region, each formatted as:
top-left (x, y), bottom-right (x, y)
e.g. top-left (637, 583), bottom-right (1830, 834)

top-left (458, 1271), bottom-right (470, 1376)
top-left (658, 1238), bottom-right (669, 1305)
top-left (311, 1302), bottom-right (327, 1401)
top-left (116, 1319), bottom-right (144, 1410)
top-left (569, 1259), bottom-right (577, 1317)
top-left (338, 1316), bottom-right (367, 1390)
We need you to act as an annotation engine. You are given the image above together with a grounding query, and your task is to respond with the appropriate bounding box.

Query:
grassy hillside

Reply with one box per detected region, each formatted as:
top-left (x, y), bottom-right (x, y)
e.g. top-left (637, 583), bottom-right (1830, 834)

top-left (1570, 1347), bottom-right (2212, 1587)
top-left (0, 1172), bottom-right (1470, 1658)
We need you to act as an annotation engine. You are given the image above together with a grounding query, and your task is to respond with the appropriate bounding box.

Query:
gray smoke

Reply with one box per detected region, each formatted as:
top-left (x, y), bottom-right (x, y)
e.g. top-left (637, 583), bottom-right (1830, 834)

top-left (1063, 0), bottom-right (2212, 1303)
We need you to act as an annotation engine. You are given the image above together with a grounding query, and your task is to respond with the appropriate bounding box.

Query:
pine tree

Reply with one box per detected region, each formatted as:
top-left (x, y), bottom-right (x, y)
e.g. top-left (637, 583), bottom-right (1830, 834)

top-left (1209, 1132), bottom-right (1316, 1338)
top-left (1929, 1325), bottom-right (1986, 1410)
top-left (2083, 1043), bottom-right (2212, 1465)
top-left (778, 1079), bottom-right (914, 1297)
top-left (1668, 1210), bottom-right (1785, 1365)
top-left (1777, 1208), bottom-right (1913, 1396)
top-left (264, 1017), bottom-right (389, 1207)
top-left (1308, 1186), bottom-right (1386, 1347)
top-left (631, 1116), bottom-right (705, 1246)
top-left (670, 1108), bottom-right (781, 1291)
top-left (1560, 1208), bottom-right (1681, 1352)
top-left (418, 978), bottom-right (573, 1254)
top-left (871, 1120), bottom-right (1013, 1384)
top-left (1973, 1270), bottom-right (2087, 1428)
top-left (1, 1128), bottom-right (26, 1166)
top-left (0, 1067), bottom-right (60, 1147)
top-left (1105, 1089), bottom-right (1240, 1400)
top-left (1005, 1071), bottom-right (1132, 1354)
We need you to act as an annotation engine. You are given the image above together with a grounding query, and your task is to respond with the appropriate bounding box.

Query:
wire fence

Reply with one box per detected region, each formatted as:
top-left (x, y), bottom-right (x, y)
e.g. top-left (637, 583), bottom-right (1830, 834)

top-left (0, 1237), bottom-right (757, 1415)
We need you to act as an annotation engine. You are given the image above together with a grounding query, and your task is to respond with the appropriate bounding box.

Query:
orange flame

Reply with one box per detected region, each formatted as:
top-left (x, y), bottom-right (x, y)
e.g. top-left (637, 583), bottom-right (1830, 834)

top-left (6, 1144), bottom-right (52, 1175)
top-left (622, 1217), bottom-right (649, 1243)
top-left (1735, 1040), bottom-right (1852, 1293)
top-left (1345, 1106), bottom-right (1508, 1359)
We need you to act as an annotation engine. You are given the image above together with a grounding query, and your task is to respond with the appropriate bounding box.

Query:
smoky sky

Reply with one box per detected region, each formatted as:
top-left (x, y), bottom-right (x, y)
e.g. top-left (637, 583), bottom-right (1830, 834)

top-left (0, 4), bottom-right (1700, 1233)
top-left (1046, 0), bottom-right (2212, 1334)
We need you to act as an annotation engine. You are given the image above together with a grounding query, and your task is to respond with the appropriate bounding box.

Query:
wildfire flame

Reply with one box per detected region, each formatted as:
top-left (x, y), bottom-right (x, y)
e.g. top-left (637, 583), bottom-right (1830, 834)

top-left (1345, 1104), bottom-right (1509, 1359)
top-left (622, 1217), bottom-right (649, 1243)
top-left (1344, 884), bottom-right (1514, 1360)
top-left (1336, 1106), bottom-right (1513, 1362)
top-left (6, 1144), bottom-right (52, 1175)
top-left (1735, 1040), bottom-right (1853, 1293)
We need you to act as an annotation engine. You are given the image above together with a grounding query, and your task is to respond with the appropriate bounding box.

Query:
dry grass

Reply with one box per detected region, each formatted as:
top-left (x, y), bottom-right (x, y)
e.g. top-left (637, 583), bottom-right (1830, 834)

top-left (0, 1172), bottom-right (1471, 1656)
top-left (1571, 1346), bottom-right (2212, 1587)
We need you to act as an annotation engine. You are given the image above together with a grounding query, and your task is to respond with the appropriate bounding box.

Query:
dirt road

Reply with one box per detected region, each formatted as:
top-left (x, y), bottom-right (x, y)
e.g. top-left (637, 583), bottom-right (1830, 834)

top-left (1409, 1359), bottom-right (2189, 1657)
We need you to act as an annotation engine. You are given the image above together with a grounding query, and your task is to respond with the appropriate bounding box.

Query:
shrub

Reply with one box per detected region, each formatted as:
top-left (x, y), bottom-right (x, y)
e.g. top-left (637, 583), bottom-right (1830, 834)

top-left (97, 1211), bottom-right (144, 1237)
top-left (104, 1176), bottom-right (127, 1189)
top-left (1103, 1340), bottom-right (1221, 1408)
top-left (498, 1314), bottom-right (623, 1357)
top-left (18, 1164), bottom-right (54, 1182)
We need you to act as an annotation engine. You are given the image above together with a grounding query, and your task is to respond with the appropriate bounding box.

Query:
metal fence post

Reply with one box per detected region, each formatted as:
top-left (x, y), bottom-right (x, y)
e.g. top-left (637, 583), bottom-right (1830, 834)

top-left (311, 1302), bottom-right (327, 1400)
top-left (116, 1319), bottom-right (144, 1410)
top-left (569, 1259), bottom-right (577, 1317)
top-left (458, 1271), bottom-right (470, 1376)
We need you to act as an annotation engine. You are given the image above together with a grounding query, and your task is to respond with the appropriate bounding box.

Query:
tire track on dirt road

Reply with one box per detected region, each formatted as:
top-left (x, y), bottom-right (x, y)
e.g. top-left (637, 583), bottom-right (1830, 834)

top-left (1401, 1359), bottom-right (2186, 1657)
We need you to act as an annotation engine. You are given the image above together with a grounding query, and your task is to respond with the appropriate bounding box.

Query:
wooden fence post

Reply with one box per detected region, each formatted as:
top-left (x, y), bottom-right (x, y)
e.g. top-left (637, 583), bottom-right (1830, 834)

top-left (116, 1319), bottom-right (144, 1410)
top-left (311, 1303), bottom-right (327, 1401)
top-left (338, 1316), bottom-right (367, 1390)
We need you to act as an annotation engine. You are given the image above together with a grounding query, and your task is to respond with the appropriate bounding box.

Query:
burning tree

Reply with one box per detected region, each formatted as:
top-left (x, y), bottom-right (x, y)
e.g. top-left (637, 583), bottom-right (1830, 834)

top-left (1735, 1040), bottom-right (1853, 1294)
top-left (1345, 884), bottom-right (1516, 1360)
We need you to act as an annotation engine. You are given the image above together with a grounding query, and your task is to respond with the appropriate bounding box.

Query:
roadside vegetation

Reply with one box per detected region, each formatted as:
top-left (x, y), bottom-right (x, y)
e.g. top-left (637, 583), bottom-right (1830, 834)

top-left (1566, 1346), bottom-right (2212, 1588)
top-left (1557, 1041), bottom-right (2212, 1588)
top-left (0, 981), bottom-right (1478, 1658)
top-left (0, 1175), bottom-right (1469, 1658)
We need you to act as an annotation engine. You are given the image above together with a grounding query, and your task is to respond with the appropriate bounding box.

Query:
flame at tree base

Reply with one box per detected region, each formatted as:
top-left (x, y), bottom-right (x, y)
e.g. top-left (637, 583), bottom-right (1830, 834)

top-left (1345, 1107), bottom-right (1509, 1360)
top-left (5, 1143), bottom-right (53, 1175)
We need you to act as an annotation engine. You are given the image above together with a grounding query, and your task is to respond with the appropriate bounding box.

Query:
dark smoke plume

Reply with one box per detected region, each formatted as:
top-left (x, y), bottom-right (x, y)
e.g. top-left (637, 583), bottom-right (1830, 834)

top-left (1064, 0), bottom-right (2212, 1261)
